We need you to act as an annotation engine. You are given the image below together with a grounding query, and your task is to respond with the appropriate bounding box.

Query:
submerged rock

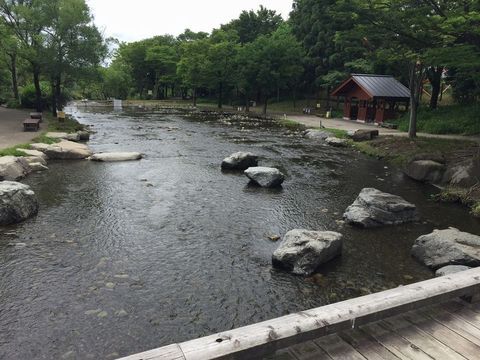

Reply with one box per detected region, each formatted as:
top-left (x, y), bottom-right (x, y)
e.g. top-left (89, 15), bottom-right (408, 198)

top-left (90, 152), bottom-right (143, 162)
top-left (412, 228), bottom-right (480, 269)
top-left (435, 265), bottom-right (472, 277)
top-left (77, 130), bottom-right (91, 141)
top-left (0, 156), bottom-right (31, 181)
top-left (405, 160), bottom-right (445, 183)
top-left (28, 162), bottom-right (49, 172)
top-left (272, 229), bottom-right (343, 276)
top-left (244, 167), bottom-right (285, 188)
top-left (221, 152), bottom-right (258, 170)
top-left (325, 137), bottom-right (348, 147)
top-left (343, 188), bottom-right (418, 228)
top-left (0, 181), bottom-right (39, 225)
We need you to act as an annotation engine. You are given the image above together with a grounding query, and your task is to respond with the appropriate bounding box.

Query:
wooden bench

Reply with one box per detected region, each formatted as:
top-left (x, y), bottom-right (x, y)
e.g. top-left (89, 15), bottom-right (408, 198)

top-left (23, 118), bottom-right (40, 131)
top-left (30, 112), bottom-right (43, 122)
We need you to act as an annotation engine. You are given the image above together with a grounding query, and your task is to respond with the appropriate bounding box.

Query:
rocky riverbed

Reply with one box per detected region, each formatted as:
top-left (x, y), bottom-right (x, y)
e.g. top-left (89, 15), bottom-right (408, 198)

top-left (0, 106), bottom-right (479, 359)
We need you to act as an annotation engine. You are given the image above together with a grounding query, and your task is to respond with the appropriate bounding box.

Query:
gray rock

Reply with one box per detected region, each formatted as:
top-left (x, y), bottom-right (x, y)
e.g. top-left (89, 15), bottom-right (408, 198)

top-left (16, 148), bottom-right (48, 161)
top-left (28, 162), bottom-right (49, 172)
top-left (325, 137), bottom-right (348, 147)
top-left (435, 265), bottom-right (472, 277)
top-left (30, 143), bottom-right (51, 152)
top-left (244, 167), bottom-right (285, 188)
top-left (41, 140), bottom-right (92, 160)
top-left (221, 152), bottom-right (258, 170)
top-left (348, 129), bottom-right (379, 142)
top-left (272, 229), bottom-right (343, 276)
top-left (0, 181), bottom-right (39, 225)
top-left (89, 152), bottom-right (143, 162)
top-left (305, 129), bottom-right (330, 140)
top-left (405, 160), bottom-right (445, 183)
top-left (412, 228), bottom-right (480, 269)
top-left (46, 132), bottom-right (81, 142)
top-left (24, 156), bottom-right (47, 166)
top-left (77, 130), bottom-right (90, 141)
top-left (343, 188), bottom-right (418, 228)
top-left (0, 156), bottom-right (31, 181)
top-left (444, 157), bottom-right (480, 188)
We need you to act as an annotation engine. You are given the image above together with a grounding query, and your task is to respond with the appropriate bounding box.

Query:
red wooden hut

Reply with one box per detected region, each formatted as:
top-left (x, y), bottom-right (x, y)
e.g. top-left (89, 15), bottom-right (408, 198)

top-left (331, 74), bottom-right (410, 124)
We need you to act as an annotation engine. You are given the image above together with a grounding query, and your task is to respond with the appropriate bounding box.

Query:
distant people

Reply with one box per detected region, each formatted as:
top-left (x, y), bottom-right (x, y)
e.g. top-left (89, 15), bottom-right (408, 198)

top-left (303, 107), bottom-right (312, 114)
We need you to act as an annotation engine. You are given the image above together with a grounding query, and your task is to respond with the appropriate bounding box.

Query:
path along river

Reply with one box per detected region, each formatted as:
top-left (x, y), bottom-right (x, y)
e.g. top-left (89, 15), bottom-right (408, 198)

top-left (1, 107), bottom-right (479, 359)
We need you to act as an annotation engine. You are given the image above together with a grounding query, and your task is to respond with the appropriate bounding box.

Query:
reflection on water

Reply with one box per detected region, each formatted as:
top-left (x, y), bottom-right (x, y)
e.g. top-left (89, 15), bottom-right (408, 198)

top-left (0, 107), bottom-right (479, 359)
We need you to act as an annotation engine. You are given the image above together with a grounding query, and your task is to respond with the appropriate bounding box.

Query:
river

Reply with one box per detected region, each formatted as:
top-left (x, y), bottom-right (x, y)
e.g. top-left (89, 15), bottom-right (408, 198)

top-left (1, 106), bottom-right (479, 359)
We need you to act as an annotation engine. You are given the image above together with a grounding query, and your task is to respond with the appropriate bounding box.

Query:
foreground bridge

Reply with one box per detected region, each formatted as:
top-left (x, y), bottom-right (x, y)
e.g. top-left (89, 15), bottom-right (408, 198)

top-left (119, 267), bottom-right (480, 360)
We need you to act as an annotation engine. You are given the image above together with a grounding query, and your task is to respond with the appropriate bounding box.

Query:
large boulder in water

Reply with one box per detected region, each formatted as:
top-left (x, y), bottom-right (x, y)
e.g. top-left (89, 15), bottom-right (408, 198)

top-left (221, 152), bottom-right (258, 170)
top-left (90, 152), bottom-right (143, 162)
top-left (45, 132), bottom-right (81, 142)
top-left (272, 229), bottom-right (343, 276)
top-left (325, 137), bottom-right (348, 147)
top-left (0, 181), bottom-right (39, 225)
top-left (412, 228), bottom-right (480, 269)
top-left (343, 188), bottom-right (419, 228)
top-left (0, 156), bottom-right (31, 181)
top-left (444, 156), bottom-right (480, 188)
top-left (16, 148), bottom-right (48, 161)
top-left (404, 160), bottom-right (445, 183)
top-left (33, 140), bottom-right (92, 160)
top-left (244, 167), bottom-right (285, 188)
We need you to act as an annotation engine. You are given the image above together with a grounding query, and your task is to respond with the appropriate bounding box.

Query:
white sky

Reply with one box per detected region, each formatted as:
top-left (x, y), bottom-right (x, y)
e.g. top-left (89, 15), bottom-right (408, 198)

top-left (87, 0), bottom-right (294, 43)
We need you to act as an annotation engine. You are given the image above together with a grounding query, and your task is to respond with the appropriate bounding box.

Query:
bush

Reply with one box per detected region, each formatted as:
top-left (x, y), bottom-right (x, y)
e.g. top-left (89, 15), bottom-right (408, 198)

top-left (5, 98), bottom-right (21, 108)
top-left (20, 82), bottom-right (51, 109)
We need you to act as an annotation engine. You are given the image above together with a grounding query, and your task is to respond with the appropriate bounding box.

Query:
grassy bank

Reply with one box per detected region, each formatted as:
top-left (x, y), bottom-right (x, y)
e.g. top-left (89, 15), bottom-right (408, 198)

top-left (393, 104), bottom-right (480, 135)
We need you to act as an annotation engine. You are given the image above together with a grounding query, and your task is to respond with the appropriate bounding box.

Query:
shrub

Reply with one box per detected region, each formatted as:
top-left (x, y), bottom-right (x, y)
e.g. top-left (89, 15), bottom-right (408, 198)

top-left (20, 82), bottom-right (51, 109)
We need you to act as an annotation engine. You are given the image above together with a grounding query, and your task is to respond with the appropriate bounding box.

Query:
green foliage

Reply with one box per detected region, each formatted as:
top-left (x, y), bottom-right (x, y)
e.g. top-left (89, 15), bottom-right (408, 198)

top-left (32, 134), bottom-right (61, 144)
top-left (394, 104), bottom-right (480, 135)
top-left (20, 82), bottom-right (51, 109)
top-left (324, 128), bottom-right (348, 139)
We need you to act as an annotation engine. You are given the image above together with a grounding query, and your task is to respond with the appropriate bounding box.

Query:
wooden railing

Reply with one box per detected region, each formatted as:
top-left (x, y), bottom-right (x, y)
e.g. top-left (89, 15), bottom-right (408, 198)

top-left (118, 267), bottom-right (480, 360)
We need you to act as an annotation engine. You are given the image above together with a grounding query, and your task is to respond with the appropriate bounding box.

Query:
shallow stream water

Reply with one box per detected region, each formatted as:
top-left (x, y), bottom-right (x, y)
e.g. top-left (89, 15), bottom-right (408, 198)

top-left (1, 107), bottom-right (479, 359)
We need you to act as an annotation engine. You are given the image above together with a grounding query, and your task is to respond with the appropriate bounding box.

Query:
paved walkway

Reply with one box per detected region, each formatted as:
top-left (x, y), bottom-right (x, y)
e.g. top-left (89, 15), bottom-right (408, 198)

top-left (0, 107), bottom-right (39, 149)
top-left (289, 115), bottom-right (480, 143)
top-left (267, 299), bottom-right (480, 360)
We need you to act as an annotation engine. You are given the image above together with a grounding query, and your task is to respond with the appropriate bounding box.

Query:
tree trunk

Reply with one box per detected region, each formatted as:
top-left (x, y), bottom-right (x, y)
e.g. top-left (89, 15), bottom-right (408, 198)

top-left (263, 95), bottom-right (268, 115)
top-left (277, 87), bottom-right (280, 103)
top-left (408, 61), bottom-right (425, 138)
top-left (245, 93), bottom-right (250, 112)
top-left (193, 87), bottom-right (197, 107)
top-left (32, 65), bottom-right (42, 111)
top-left (427, 66), bottom-right (443, 109)
top-left (326, 86), bottom-right (331, 109)
top-left (9, 53), bottom-right (19, 101)
top-left (218, 82), bottom-right (223, 109)
top-left (55, 75), bottom-right (62, 111)
top-left (51, 78), bottom-right (57, 117)
top-left (293, 87), bottom-right (297, 109)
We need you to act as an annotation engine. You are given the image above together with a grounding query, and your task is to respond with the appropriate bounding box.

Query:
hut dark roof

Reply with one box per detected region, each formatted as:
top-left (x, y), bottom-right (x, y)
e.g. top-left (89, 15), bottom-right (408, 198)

top-left (332, 74), bottom-right (410, 99)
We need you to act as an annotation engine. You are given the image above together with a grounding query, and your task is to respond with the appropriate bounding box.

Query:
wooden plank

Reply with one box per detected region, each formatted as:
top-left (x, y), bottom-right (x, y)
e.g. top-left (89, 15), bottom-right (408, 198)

top-left (402, 311), bottom-right (480, 359)
top-left (339, 329), bottom-right (403, 360)
top-left (121, 268), bottom-right (480, 360)
top-left (288, 341), bottom-right (331, 360)
top-left (441, 301), bottom-right (480, 329)
top-left (380, 316), bottom-right (467, 360)
top-left (361, 323), bottom-right (434, 360)
top-left (420, 306), bottom-right (480, 347)
top-left (314, 334), bottom-right (367, 360)
top-left (117, 344), bottom-right (185, 360)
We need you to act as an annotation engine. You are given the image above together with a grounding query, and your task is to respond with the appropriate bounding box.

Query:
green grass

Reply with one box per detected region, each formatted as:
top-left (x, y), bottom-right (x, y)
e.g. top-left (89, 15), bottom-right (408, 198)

top-left (0, 143), bottom-right (32, 157)
top-left (46, 114), bottom-right (85, 133)
top-left (472, 202), bottom-right (480, 217)
top-left (324, 128), bottom-right (349, 139)
top-left (31, 133), bottom-right (60, 145)
top-left (394, 103), bottom-right (480, 135)
top-left (279, 118), bottom-right (306, 131)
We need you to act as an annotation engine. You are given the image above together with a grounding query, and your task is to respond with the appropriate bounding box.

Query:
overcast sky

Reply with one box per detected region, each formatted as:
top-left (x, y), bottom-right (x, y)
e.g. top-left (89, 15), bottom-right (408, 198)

top-left (86, 0), bottom-right (294, 43)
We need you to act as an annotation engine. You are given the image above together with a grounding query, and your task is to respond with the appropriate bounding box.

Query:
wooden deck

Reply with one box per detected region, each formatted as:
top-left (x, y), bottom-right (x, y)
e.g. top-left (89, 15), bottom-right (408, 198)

top-left (267, 299), bottom-right (480, 360)
top-left (118, 267), bottom-right (480, 360)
